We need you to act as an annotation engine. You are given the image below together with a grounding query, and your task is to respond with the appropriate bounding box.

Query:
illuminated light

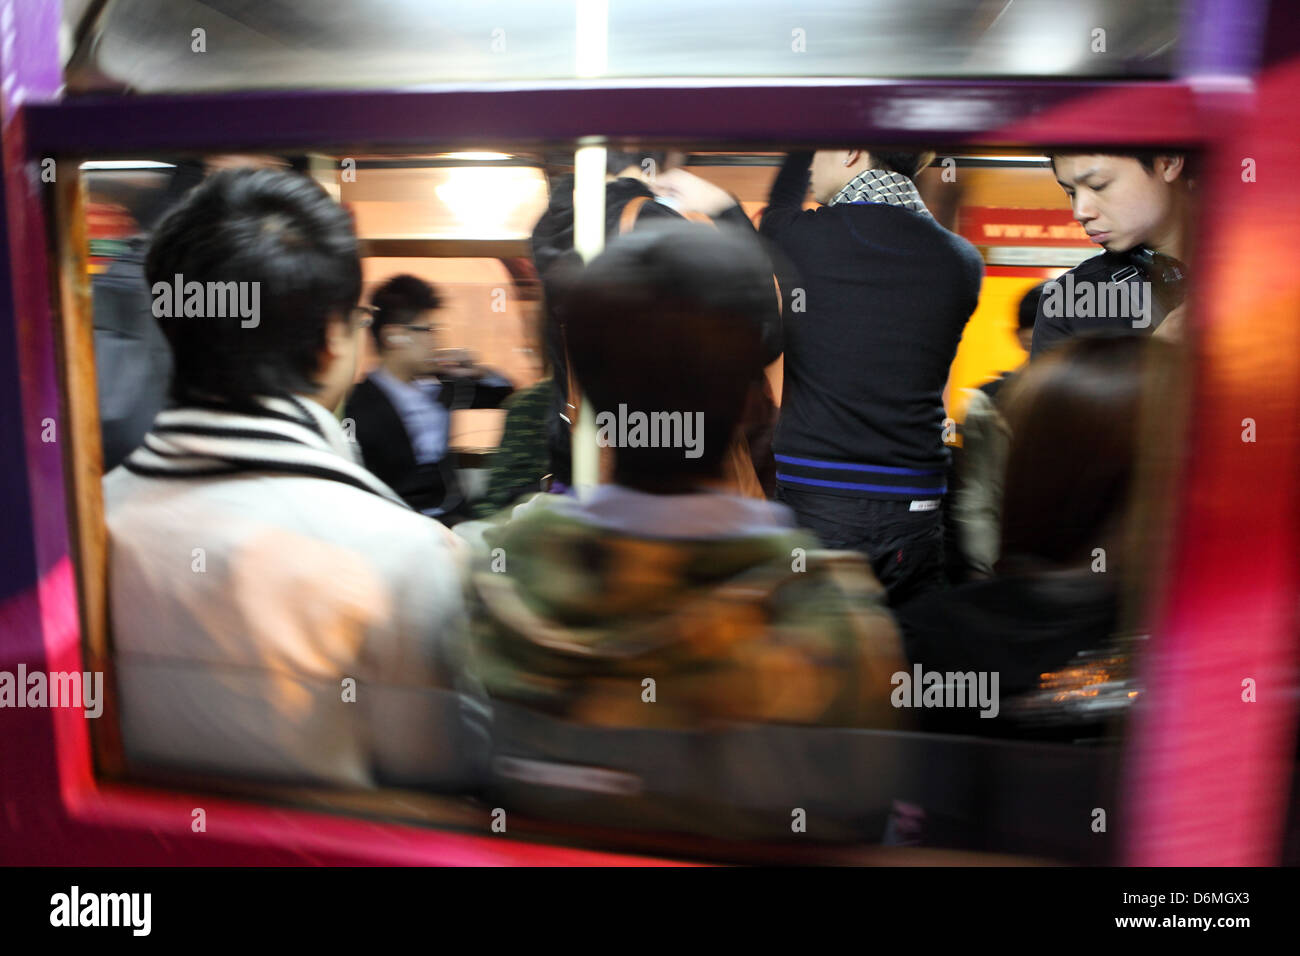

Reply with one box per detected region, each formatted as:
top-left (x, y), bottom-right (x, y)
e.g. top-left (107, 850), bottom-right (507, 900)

top-left (439, 152), bottom-right (514, 161)
top-left (959, 155), bottom-right (1051, 163)
top-left (79, 161), bottom-right (176, 170)
top-left (432, 168), bottom-right (546, 238)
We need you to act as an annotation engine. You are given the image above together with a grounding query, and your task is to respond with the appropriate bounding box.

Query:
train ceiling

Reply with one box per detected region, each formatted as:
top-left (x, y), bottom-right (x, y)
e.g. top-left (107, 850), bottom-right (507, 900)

top-left (63, 0), bottom-right (1183, 95)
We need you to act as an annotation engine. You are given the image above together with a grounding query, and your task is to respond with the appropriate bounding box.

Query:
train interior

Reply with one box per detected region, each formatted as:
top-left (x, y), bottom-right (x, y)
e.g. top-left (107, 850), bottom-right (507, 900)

top-left (74, 145), bottom-right (1206, 864)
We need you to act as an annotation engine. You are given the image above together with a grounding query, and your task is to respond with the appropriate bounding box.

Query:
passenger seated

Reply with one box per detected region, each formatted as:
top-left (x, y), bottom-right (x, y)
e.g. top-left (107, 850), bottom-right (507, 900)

top-left (895, 334), bottom-right (1168, 739)
top-left (462, 223), bottom-right (907, 834)
top-left (104, 168), bottom-right (484, 790)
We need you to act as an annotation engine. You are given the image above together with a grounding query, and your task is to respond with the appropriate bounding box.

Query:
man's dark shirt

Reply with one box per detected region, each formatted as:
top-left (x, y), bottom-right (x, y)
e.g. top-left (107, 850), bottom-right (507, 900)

top-left (759, 153), bottom-right (983, 499)
top-left (1030, 249), bottom-right (1181, 359)
top-left (347, 371), bottom-right (513, 516)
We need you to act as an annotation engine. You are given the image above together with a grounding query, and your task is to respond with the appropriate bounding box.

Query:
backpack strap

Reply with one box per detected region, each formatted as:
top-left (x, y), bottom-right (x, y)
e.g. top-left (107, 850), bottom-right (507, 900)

top-left (618, 195), bottom-right (651, 236)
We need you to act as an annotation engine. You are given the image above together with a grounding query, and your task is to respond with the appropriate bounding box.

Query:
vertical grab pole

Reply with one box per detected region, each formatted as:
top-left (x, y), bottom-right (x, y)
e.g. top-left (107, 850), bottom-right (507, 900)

top-left (570, 140), bottom-right (606, 491)
top-left (570, 0), bottom-right (610, 491)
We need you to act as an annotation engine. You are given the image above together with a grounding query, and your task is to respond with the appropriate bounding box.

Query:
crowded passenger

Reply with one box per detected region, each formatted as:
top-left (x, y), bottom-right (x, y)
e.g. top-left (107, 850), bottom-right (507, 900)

top-left (531, 150), bottom-right (782, 498)
top-left (471, 259), bottom-right (558, 518)
top-left (759, 149), bottom-right (984, 606)
top-left (462, 223), bottom-right (908, 829)
top-left (104, 169), bottom-right (485, 790)
top-left (92, 161), bottom-right (204, 472)
top-left (345, 273), bottom-right (514, 524)
top-left (949, 281), bottom-right (1045, 579)
top-left (1032, 151), bottom-right (1192, 357)
top-left (96, 148), bottom-right (1164, 838)
top-left (895, 334), bottom-right (1168, 738)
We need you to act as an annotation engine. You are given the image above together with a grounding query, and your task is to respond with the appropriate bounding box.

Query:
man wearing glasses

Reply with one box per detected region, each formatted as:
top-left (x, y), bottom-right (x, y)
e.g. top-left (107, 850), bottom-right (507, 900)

top-left (346, 274), bottom-right (514, 523)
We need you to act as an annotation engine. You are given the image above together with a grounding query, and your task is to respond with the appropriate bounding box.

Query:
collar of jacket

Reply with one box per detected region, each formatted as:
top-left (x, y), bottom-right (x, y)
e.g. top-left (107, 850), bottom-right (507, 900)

top-left (121, 393), bottom-right (410, 507)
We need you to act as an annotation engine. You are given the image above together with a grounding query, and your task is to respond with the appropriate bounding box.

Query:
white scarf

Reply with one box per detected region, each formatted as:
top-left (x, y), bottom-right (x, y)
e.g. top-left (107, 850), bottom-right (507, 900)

top-left (123, 393), bottom-right (409, 508)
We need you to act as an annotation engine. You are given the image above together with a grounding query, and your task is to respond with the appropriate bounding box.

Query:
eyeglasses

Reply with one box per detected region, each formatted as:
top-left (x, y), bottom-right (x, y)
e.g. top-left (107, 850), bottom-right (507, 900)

top-left (347, 306), bottom-right (443, 336)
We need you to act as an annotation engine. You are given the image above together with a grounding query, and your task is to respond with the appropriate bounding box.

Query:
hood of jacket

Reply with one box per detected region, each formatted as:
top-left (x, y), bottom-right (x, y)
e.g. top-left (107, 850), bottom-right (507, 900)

top-left (464, 492), bottom-right (906, 728)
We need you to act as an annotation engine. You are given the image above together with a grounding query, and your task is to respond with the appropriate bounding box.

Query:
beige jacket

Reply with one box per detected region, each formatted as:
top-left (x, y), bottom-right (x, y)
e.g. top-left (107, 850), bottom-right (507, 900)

top-left (104, 397), bottom-right (485, 790)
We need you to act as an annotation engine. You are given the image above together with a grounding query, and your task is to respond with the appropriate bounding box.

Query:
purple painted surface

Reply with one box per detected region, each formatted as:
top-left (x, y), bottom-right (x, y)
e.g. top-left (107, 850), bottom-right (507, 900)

top-left (0, 0), bottom-right (61, 112)
top-left (1179, 0), bottom-right (1269, 77)
top-left (22, 80), bottom-right (1205, 158)
top-left (0, 0), bottom-right (84, 815)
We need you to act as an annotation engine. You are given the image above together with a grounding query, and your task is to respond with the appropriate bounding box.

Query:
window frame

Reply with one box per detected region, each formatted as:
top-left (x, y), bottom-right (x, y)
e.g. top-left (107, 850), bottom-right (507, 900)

top-left (4, 64), bottom-right (1299, 864)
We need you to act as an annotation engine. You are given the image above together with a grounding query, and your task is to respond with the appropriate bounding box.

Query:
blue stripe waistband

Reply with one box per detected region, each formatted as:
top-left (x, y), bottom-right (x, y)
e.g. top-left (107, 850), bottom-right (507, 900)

top-left (773, 454), bottom-right (942, 477)
top-left (776, 472), bottom-right (947, 496)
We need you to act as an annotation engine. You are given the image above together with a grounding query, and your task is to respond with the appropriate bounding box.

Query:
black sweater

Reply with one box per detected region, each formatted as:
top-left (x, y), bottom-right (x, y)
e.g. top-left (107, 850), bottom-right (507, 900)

top-left (761, 153), bottom-right (983, 499)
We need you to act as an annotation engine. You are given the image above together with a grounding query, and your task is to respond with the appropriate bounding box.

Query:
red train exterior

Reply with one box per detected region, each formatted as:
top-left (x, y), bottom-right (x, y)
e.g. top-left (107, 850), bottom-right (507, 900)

top-left (2, 0), bottom-right (1298, 865)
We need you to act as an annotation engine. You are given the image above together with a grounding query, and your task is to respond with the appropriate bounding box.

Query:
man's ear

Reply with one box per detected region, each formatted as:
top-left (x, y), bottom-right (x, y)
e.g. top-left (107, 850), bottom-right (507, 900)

top-left (845, 149), bottom-right (866, 168)
top-left (323, 313), bottom-right (354, 359)
top-left (1157, 155), bottom-right (1186, 183)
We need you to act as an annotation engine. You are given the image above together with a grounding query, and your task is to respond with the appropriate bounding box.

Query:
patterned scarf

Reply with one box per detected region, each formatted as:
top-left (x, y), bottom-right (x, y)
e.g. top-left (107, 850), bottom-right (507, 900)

top-left (829, 167), bottom-right (931, 216)
top-left (123, 393), bottom-right (410, 508)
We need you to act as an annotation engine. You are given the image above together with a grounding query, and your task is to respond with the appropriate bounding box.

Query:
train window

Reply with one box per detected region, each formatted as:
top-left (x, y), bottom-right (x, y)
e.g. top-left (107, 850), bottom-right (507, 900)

top-left (64, 142), bottom-right (1204, 864)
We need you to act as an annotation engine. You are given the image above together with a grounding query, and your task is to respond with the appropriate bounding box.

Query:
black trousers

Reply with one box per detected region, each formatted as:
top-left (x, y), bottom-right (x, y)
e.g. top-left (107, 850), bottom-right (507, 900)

top-left (776, 485), bottom-right (947, 607)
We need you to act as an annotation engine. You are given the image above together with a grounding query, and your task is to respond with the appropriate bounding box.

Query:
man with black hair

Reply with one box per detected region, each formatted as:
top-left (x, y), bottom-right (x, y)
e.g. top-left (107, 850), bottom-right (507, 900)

top-left (760, 149), bottom-right (984, 606)
top-left (345, 274), bottom-right (513, 523)
top-left (1031, 151), bottom-right (1192, 357)
top-left (104, 169), bottom-right (484, 791)
top-left (531, 150), bottom-right (781, 492)
top-left (464, 223), bottom-right (906, 837)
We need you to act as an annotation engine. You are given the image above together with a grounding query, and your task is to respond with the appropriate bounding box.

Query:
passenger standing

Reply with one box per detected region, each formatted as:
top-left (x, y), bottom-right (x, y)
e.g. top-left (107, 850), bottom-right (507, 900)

top-left (345, 274), bottom-right (514, 524)
top-left (895, 335), bottom-right (1167, 739)
top-left (531, 151), bottom-right (781, 493)
top-left (949, 281), bottom-right (1044, 578)
top-left (760, 150), bottom-right (983, 605)
top-left (1031, 151), bottom-right (1192, 358)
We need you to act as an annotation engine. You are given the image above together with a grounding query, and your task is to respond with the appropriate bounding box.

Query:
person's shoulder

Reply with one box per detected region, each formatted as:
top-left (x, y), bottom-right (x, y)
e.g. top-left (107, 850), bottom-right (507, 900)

top-left (912, 215), bottom-right (983, 270)
top-left (251, 474), bottom-right (461, 563)
top-left (102, 463), bottom-right (141, 510)
top-left (1060, 250), bottom-right (1123, 282)
top-left (345, 377), bottom-right (400, 426)
top-left (845, 205), bottom-right (981, 255)
top-left (504, 377), bottom-right (553, 409)
top-left (345, 376), bottom-right (384, 408)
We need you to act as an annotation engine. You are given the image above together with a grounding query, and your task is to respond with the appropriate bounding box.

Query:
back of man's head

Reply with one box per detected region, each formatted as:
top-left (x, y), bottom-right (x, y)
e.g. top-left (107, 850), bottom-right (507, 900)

top-left (605, 149), bottom-right (671, 178)
top-left (562, 222), bottom-right (770, 487)
top-left (146, 167), bottom-right (361, 409)
top-left (1019, 281), bottom-right (1048, 331)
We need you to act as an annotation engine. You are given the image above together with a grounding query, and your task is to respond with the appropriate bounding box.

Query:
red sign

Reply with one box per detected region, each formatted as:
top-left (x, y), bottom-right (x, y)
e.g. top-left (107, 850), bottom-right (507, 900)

top-left (959, 207), bottom-right (1091, 247)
